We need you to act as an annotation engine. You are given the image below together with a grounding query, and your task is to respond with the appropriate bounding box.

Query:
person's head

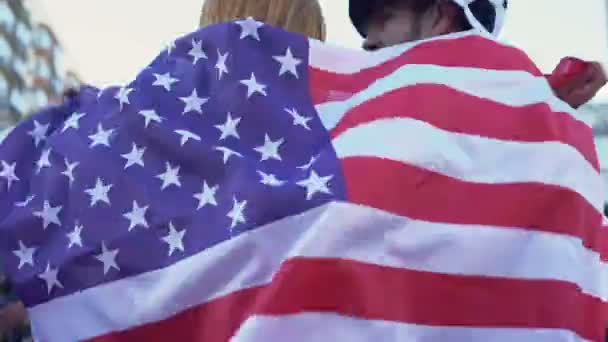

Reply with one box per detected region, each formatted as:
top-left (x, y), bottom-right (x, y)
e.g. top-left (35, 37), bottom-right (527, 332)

top-left (351, 0), bottom-right (504, 51)
top-left (200, 0), bottom-right (327, 41)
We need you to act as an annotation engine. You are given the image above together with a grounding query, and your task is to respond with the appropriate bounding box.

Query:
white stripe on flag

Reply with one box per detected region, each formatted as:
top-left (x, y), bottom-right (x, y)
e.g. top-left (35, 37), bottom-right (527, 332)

top-left (232, 313), bottom-right (590, 342)
top-left (28, 202), bottom-right (607, 341)
top-left (314, 64), bottom-right (581, 130)
top-left (333, 117), bottom-right (603, 212)
top-left (308, 31), bottom-right (477, 74)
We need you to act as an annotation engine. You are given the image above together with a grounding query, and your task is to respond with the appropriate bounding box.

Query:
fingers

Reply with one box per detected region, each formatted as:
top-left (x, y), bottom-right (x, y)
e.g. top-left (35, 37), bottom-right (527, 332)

top-left (568, 63), bottom-right (607, 107)
top-left (560, 63), bottom-right (592, 93)
top-left (585, 62), bottom-right (607, 90)
top-left (551, 61), bottom-right (607, 108)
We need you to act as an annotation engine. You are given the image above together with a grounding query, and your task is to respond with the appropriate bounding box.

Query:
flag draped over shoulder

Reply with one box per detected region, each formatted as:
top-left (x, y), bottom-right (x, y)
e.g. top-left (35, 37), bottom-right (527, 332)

top-left (0, 18), bottom-right (606, 342)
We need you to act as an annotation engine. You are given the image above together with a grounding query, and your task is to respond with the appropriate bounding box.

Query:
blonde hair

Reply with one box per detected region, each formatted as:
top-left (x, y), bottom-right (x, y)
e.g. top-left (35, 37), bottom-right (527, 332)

top-left (200, 0), bottom-right (326, 41)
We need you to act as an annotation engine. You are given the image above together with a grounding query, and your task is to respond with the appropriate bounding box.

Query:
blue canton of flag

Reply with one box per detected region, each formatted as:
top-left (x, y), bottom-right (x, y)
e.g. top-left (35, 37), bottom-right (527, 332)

top-left (0, 19), bottom-right (346, 307)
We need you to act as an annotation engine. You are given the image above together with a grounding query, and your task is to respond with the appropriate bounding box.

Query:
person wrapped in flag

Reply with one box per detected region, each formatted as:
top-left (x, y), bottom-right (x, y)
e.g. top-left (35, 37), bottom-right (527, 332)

top-left (351, 0), bottom-right (607, 107)
top-left (0, 0), bottom-right (606, 341)
top-left (0, 0), bottom-right (328, 340)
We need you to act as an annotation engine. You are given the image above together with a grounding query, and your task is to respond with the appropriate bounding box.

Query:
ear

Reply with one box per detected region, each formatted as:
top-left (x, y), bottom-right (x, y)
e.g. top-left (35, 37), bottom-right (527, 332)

top-left (424, 1), bottom-right (462, 37)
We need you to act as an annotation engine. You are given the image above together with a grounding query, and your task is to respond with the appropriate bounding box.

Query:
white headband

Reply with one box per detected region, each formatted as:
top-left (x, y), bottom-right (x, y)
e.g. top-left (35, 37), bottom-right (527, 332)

top-left (451, 0), bottom-right (506, 38)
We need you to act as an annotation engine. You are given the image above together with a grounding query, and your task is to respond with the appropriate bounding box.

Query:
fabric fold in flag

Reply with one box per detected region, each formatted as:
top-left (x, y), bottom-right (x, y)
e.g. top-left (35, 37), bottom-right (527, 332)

top-left (0, 19), bottom-right (605, 341)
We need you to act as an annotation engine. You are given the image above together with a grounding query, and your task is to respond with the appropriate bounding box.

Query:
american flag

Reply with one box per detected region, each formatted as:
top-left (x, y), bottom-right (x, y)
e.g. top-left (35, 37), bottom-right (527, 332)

top-left (0, 18), bottom-right (606, 341)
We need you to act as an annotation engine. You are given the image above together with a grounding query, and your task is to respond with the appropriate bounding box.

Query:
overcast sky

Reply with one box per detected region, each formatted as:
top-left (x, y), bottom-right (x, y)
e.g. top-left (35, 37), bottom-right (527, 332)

top-left (36, 0), bottom-right (608, 96)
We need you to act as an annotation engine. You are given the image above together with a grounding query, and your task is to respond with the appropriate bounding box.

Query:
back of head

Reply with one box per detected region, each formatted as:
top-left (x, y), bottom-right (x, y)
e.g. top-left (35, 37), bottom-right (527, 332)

top-left (200, 0), bottom-right (327, 41)
top-left (391, 0), bottom-right (507, 35)
top-left (352, 0), bottom-right (506, 50)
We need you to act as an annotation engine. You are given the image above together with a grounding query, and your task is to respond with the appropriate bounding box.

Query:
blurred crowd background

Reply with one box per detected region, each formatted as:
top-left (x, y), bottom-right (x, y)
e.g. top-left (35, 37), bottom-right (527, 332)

top-left (0, 0), bottom-right (79, 140)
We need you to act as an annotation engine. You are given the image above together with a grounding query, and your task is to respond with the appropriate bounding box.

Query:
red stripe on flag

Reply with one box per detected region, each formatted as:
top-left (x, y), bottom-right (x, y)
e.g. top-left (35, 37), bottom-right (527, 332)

top-left (87, 286), bottom-right (257, 342)
top-left (341, 157), bottom-right (607, 260)
top-left (330, 84), bottom-right (598, 170)
top-left (88, 258), bottom-right (605, 342)
top-left (309, 36), bottom-right (543, 105)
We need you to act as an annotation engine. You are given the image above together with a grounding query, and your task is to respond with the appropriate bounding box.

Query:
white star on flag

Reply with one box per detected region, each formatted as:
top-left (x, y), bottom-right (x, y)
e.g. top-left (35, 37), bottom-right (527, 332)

top-left (215, 49), bottom-right (229, 80)
top-left (285, 107), bottom-right (312, 130)
top-left (215, 113), bottom-right (241, 140)
top-left (123, 201), bottom-right (149, 231)
top-left (28, 120), bottom-right (49, 147)
top-left (227, 197), bottom-right (247, 229)
top-left (215, 146), bottom-right (243, 164)
top-left (89, 124), bottom-right (114, 148)
top-left (240, 73), bottom-right (267, 98)
top-left (180, 89), bottom-right (208, 115)
top-left (162, 222), bottom-right (187, 256)
top-left (297, 170), bottom-right (334, 200)
top-left (0, 160), bottom-right (19, 189)
top-left (138, 109), bottom-right (163, 128)
top-left (298, 155), bottom-right (318, 170)
top-left (95, 242), bottom-right (120, 275)
top-left (152, 72), bottom-right (179, 91)
top-left (236, 17), bottom-right (264, 41)
top-left (62, 112), bottom-right (86, 132)
top-left (85, 177), bottom-right (113, 207)
top-left (39, 263), bottom-right (63, 294)
top-left (121, 143), bottom-right (146, 169)
top-left (13, 240), bottom-right (36, 269)
top-left (96, 87), bottom-right (106, 100)
top-left (193, 181), bottom-right (219, 209)
top-left (157, 162), bottom-right (181, 190)
top-left (66, 223), bottom-right (84, 249)
top-left (114, 87), bottom-right (134, 110)
top-left (273, 47), bottom-right (302, 78)
top-left (175, 129), bottom-right (202, 146)
top-left (33, 200), bottom-right (62, 230)
top-left (257, 171), bottom-right (286, 187)
top-left (166, 39), bottom-right (176, 55)
top-left (254, 134), bottom-right (284, 161)
top-left (189, 39), bottom-right (208, 64)
top-left (15, 195), bottom-right (34, 207)
top-left (61, 158), bottom-right (79, 186)
top-left (36, 149), bottom-right (52, 173)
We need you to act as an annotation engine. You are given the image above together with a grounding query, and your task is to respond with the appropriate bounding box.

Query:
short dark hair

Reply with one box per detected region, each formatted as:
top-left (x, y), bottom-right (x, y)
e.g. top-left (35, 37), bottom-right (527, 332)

top-left (454, 0), bottom-right (507, 33)
top-left (396, 0), bottom-right (507, 33)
